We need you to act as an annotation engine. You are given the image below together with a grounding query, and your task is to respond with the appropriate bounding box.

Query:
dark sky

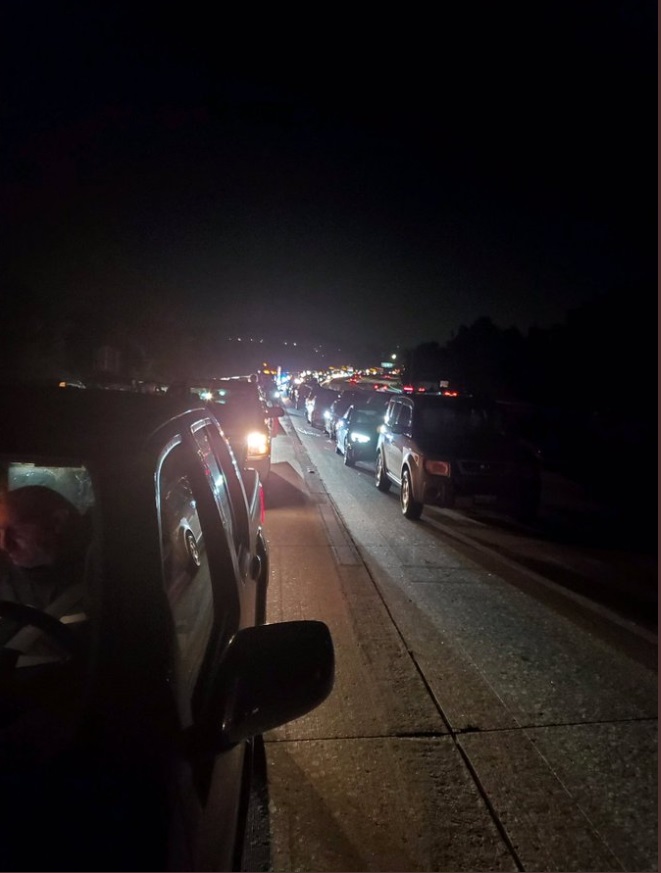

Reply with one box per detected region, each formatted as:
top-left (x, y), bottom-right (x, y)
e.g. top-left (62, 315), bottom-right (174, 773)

top-left (2, 2), bottom-right (656, 357)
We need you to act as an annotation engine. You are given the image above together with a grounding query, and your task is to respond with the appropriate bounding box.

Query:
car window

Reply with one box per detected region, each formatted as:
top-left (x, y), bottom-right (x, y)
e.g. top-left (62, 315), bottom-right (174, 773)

top-left (192, 424), bottom-right (250, 555)
top-left (158, 445), bottom-right (214, 728)
top-left (353, 410), bottom-right (379, 427)
top-left (417, 402), bottom-right (499, 437)
top-left (385, 400), bottom-right (399, 426)
top-left (6, 461), bottom-right (95, 514)
top-left (0, 458), bottom-right (95, 668)
top-left (396, 404), bottom-right (412, 429)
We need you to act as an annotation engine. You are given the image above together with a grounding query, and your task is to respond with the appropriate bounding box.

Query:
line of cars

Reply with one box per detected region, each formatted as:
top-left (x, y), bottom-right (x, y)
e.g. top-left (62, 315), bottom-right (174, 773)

top-left (0, 382), bottom-right (334, 871)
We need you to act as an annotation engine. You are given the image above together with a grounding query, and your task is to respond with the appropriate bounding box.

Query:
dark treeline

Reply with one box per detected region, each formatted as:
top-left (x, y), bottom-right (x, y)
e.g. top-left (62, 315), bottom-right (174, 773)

top-left (401, 285), bottom-right (656, 512)
top-left (402, 285), bottom-right (656, 415)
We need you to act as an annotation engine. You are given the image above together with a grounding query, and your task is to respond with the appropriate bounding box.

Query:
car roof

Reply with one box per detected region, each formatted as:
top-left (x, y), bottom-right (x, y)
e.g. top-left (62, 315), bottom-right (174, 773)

top-left (401, 392), bottom-right (492, 409)
top-left (0, 385), bottom-right (208, 459)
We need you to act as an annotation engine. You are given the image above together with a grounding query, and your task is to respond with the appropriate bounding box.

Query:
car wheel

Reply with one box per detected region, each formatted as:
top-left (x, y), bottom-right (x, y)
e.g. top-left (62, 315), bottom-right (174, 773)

top-left (401, 469), bottom-right (423, 520)
top-left (375, 452), bottom-right (391, 492)
top-left (185, 530), bottom-right (201, 570)
top-left (344, 444), bottom-right (355, 467)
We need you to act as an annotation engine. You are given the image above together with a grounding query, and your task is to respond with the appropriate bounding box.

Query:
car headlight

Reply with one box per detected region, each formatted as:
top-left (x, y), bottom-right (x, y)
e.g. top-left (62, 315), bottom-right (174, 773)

top-left (350, 431), bottom-right (372, 443)
top-left (323, 410), bottom-right (332, 419)
top-left (424, 459), bottom-right (451, 476)
top-left (246, 431), bottom-right (270, 458)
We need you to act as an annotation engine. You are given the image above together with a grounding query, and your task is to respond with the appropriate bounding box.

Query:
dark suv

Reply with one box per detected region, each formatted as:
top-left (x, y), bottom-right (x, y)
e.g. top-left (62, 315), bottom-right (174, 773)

top-left (375, 393), bottom-right (541, 521)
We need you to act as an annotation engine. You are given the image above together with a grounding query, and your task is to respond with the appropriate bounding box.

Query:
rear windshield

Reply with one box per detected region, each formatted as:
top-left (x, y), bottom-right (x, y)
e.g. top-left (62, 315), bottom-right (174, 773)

top-left (4, 461), bottom-right (95, 513)
top-left (313, 388), bottom-right (338, 403)
top-left (416, 401), bottom-right (503, 437)
top-left (193, 381), bottom-right (260, 407)
top-left (353, 409), bottom-right (381, 427)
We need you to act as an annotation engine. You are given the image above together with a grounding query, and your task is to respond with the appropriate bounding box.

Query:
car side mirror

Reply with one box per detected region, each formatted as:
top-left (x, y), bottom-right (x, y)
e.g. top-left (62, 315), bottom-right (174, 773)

top-left (195, 620), bottom-right (334, 751)
top-left (267, 405), bottom-right (284, 417)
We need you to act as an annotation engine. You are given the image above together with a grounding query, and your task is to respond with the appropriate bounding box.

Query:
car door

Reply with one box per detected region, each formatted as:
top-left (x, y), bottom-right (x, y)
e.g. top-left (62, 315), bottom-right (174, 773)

top-left (380, 399), bottom-right (401, 477)
top-left (156, 432), bottom-right (249, 871)
top-left (336, 405), bottom-right (352, 455)
top-left (191, 420), bottom-right (262, 629)
top-left (385, 399), bottom-right (412, 483)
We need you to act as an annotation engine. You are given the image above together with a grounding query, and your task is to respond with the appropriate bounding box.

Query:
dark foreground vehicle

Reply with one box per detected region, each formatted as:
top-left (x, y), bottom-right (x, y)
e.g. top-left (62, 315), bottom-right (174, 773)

top-left (0, 385), bottom-right (333, 871)
top-left (376, 392), bottom-right (541, 521)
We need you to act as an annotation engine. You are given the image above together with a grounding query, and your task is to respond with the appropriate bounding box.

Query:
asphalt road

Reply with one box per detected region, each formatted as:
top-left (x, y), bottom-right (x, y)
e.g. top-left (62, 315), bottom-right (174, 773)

top-left (253, 407), bottom-right (657, 872)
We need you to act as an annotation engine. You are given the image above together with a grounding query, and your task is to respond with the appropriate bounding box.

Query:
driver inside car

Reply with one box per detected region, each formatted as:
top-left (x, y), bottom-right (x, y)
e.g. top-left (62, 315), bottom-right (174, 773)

top-left (0, 485), bottom-right (90, 662)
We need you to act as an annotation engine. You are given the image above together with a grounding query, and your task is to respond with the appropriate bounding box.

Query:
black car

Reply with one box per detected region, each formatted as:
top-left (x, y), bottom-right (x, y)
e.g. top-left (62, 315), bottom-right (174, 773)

top-left (305, 386), bottom-right (341, 429)
top-left (292, 379), bottom-right (317, 409)
top-left (327, 389), bottom-right (391, 439)
top-left (375, 392), bottom-right (541, 521)
top-left (0, 385), bottom-right (333, 871)
top-left (326, 390), bottom-right (362, 439)
top-left (334, 405), bottom-right (383, 466)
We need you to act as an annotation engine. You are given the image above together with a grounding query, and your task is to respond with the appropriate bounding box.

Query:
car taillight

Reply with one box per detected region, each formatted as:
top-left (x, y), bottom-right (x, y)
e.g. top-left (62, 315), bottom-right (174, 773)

top-left (425, 459), bottom-right (450, 476)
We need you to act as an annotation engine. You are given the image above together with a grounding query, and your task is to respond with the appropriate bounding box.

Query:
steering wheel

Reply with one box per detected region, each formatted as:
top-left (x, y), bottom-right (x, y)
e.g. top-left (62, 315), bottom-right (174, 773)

top-left (0, 600), bottom-right (81, 662)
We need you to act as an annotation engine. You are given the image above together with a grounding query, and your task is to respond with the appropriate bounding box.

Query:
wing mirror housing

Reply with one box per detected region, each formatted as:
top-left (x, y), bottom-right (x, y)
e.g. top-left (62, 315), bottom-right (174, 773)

top-left (196, 620), bottom-right (334, 751)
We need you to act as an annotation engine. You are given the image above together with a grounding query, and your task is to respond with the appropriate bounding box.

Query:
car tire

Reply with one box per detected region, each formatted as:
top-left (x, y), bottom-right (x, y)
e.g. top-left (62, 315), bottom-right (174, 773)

top-left (401, 469), bottom-right (423, 520)
top-left (375, 452), bottom-right (391, 492)
top-left (344, 444), bottom-right (355, 467)
top-left (185, 530), bottom-right (201, 571)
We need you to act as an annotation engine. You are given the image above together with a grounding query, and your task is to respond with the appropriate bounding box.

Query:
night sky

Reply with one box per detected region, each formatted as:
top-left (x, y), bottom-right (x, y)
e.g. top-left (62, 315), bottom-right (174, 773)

top-left (2, 2), bottom-right (656, 359)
